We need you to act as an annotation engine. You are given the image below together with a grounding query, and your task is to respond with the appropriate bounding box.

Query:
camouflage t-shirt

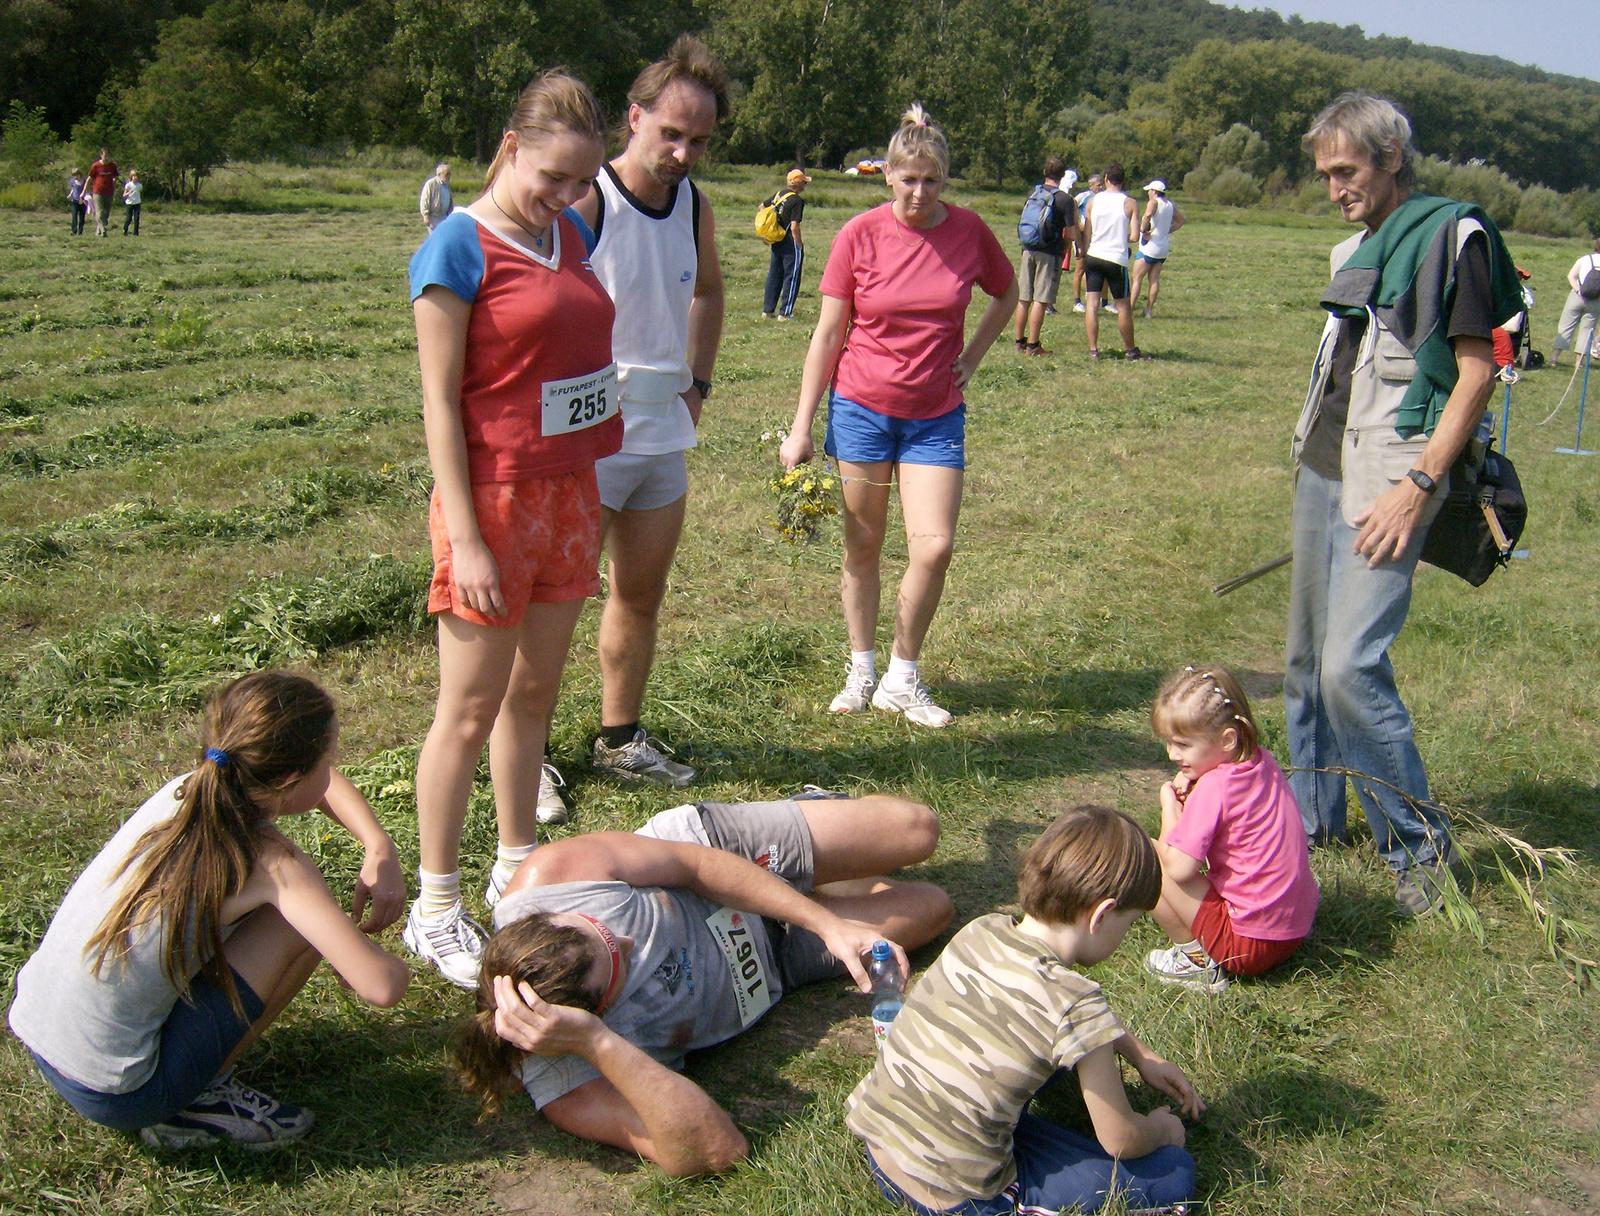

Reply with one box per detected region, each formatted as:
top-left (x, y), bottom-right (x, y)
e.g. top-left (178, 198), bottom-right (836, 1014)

top-left (844, 913), bottom-right (1125, 1199)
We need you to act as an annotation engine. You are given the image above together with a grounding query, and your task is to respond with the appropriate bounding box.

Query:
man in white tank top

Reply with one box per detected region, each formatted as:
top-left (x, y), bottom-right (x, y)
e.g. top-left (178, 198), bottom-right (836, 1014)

top-left (1080, 163), bottom-right (1151, 360)
top-left (561, 35), bottom-right (727, 803)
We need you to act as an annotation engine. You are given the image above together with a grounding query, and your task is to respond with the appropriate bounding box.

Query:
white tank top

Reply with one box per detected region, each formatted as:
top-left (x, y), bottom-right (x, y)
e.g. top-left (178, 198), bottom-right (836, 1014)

top-left (1086, 189), bottom-right (1133, 266)
top-left (591, 163), bottom-right (699, 455)
top-left (1139, 197), bottom-right (1174, 259)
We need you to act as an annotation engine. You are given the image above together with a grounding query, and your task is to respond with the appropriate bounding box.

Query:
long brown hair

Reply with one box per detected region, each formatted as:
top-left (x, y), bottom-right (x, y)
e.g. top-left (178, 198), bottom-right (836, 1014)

top-left (484, 70), bottom-right (607, 192)
top-left (84, 671), bottom-right (336, 1013)
top-left (455, 915), bottom-right (600, 1114)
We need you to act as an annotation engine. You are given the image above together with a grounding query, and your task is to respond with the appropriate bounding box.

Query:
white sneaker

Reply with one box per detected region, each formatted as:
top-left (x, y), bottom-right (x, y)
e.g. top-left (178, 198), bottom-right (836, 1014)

top-left (536, 761), bottom-right (569, 825)
top-left (403, 901), bottom-right (487, 989)
top-left (1072, 301), bottom-right (1087, 314)
top-left (829, 666), bottom-right (877, 714)
top-left (1144, 944), bottom-right (1230, 993)
top-left (871, 677), bottom-right (953, 728)
top-left (592, 729), bottom-right (696, 787)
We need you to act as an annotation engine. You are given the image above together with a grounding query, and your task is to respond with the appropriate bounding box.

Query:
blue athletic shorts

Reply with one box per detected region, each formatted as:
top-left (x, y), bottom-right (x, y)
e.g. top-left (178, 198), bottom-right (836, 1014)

top-left (823, 390), bottom-right (965, 470)
top-left (29, 966), bottom-right (266, 1131)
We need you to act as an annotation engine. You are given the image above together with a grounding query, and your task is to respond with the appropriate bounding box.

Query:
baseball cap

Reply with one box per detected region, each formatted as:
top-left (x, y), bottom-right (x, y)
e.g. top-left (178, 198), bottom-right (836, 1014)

top-left (786, 169), bottom-right (813, 186)
top-left (1143, 179), bottom-right (1167, 193)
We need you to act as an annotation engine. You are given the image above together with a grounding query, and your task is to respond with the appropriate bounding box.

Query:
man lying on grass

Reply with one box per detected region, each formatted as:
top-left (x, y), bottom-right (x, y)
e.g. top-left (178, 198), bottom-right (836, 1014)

top-left (454, 793), bottom-right (952, 1175)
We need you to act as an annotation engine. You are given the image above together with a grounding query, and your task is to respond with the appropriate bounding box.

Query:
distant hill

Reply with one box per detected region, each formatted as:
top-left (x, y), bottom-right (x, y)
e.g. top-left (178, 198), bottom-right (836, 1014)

top-left (1083, 0), bottom-right (1600, 107)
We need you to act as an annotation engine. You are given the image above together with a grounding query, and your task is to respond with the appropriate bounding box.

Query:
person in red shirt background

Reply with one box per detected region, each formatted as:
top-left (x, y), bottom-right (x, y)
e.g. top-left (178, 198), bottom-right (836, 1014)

top-left (780, 105), bottom-right (1018, 730)
top-left (87, 149), bottom-right (118, 238)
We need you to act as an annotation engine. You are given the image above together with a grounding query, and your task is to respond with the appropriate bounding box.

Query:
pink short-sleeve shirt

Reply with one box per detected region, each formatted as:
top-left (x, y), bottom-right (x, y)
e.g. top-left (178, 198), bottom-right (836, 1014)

top-left (820, 203), bottom-right (1015, 420)
top-left (1166, 749), bottom-right (1320, 941)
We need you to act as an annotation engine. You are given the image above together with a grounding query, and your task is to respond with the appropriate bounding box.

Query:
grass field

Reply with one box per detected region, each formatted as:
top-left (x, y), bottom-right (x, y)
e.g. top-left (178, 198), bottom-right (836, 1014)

top-left (2, 160), bottom-right (1599, 1216)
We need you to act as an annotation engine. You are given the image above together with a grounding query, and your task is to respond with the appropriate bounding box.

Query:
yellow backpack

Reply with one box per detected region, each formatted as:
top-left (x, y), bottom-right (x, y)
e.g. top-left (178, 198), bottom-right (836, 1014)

top-left (754, 190), bottom-right (796, 244)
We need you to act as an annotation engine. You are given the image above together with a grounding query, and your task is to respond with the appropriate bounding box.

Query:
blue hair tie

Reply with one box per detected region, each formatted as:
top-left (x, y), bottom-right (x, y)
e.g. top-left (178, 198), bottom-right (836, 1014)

top-left (204, 747), bottom-right (230, 767)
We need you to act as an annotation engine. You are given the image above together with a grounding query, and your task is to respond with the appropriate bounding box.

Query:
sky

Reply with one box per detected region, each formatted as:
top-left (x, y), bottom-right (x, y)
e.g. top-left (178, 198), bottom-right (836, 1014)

top-left (1238, 1), bottom-right (1598, 82)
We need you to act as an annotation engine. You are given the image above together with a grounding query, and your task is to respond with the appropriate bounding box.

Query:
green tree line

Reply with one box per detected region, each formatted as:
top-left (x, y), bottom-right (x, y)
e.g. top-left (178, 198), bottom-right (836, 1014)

top-left (2, 0), bottom-right (1597, 204)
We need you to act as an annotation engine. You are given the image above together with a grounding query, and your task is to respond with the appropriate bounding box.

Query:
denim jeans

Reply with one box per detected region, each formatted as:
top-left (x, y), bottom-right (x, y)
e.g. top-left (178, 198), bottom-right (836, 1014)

top-left (1284, 465), bottom-right (1454, 872)
top-left (764, 235), bottom-right (803, 316)
top-left (866, 1114), bottom-right (1195, 1214)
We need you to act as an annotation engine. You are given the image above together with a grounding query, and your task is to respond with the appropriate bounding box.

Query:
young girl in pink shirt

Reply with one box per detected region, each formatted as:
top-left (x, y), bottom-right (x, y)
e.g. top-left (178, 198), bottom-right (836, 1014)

top-left (1144, 665), bottom-right (1319, 992)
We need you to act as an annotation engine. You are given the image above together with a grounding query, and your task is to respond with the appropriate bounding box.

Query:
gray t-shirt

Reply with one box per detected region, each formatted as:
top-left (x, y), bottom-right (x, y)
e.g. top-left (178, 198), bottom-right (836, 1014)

top-left (9, 775), bottom-right (229, 1093)
top-left (493, 876), bottom-right (786, 1108)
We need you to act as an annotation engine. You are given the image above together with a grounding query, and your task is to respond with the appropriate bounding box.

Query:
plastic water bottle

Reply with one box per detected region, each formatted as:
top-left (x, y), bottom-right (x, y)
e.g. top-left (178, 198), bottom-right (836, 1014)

top-left (868, 940), bottom-right (904, 1048)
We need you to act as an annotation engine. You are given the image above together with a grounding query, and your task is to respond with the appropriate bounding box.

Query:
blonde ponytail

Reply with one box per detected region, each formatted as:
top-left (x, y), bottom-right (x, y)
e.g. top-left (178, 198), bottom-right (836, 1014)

top-left (886, 103), bottom-right (950, 179)
top-left (484, 69), bottom-right (607, 191)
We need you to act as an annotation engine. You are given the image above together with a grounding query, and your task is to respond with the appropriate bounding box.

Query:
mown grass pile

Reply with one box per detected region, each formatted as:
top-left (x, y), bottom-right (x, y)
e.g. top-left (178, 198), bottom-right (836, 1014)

top-left (0, 164), bottom-right (1597, 1215)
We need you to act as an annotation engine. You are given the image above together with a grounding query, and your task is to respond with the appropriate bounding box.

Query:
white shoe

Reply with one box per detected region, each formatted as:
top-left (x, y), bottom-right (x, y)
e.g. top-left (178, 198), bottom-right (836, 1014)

top-left (829, 666), bottom-right (877, 714)
top-left (871, 677), bottom-right (953, 728)
top-left (536, 761), bottom-right (569, 825)
top-left (1144, 944), bottom-right (1230, 993)
top-left (403, 901), bottom-right (487, 989)
top-left (1072, 301), bottom-right (1087, 314)
top-left (593, 729), bottom-right (696, 787)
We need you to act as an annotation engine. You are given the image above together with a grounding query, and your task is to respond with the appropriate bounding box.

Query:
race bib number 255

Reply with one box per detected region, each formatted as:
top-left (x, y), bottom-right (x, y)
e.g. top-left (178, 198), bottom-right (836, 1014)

top-left (540, 363), bottom-right (618, 437)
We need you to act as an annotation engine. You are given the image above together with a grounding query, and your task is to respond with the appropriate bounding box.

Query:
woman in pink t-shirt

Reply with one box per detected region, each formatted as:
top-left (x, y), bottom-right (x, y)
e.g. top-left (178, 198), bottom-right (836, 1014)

top-left (779, 106), bottom-right (1017, 729)
top-left (1143, 666), bottom-right (1319, 992)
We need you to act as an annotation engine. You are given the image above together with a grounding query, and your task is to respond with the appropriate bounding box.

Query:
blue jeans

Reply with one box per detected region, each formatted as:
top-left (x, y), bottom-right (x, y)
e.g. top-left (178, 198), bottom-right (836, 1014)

top-left (764, 235), bottom-right (804, 316)
top-left (867, 1114), bottom-right (1194, 1214)
top-left (1284, 465), bottom-right (1454, 872)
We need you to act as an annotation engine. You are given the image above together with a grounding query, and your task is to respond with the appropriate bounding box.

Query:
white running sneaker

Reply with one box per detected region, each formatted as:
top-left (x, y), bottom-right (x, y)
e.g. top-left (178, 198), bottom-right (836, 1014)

top-left (1144, 944), bottom-right (1230, 993)
top-left (829, 666), bottom-right (877, 714)
top-left (592, 729), bottom-right (696, 787)
top-left (403, 901), bottom-right (487, 989)
top-left (870, 677), bottom-right (953, 728)
top-left (536, 761), bottom-right (569, 826)
top-left (140, 1071), bottom-right (314, 1151)
top-left (1072, 301), bottom-right (1087, 314)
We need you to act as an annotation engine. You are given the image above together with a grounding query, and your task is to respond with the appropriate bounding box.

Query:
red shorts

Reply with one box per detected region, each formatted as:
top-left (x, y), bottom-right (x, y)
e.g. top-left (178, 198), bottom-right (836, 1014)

top-left (427, 468), bottom-right (602, 628)
top-left (1191, 888), bottom-right (1305, 977)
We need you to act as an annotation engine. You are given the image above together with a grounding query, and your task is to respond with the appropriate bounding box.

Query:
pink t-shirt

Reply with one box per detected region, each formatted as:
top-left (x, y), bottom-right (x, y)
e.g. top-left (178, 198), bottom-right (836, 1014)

top-left (820, 202), bottom-right (1015, 419)
top-left (1166, 750), bottom-right (1319, 941)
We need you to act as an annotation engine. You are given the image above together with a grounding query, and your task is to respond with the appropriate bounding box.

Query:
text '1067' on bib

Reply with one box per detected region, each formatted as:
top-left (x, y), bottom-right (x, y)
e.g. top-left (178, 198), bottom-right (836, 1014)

top-left (704, 907), bottom-right (775, 1028)
top-left (541, 363), bottom-right (618, 437)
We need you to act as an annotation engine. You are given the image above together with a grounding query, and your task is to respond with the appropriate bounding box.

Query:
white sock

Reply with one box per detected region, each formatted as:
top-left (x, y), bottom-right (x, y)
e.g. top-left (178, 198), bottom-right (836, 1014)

top-left (883, 655), bottom-right (918, 690)
top-left (1174, 938), bottom-right (1209, 964)
top-left (417, 868), bottom-right (461, 919)
top-left (491, 842), bottom-right (536, 893)
top-left (851, 649), bottom-right (877, 677)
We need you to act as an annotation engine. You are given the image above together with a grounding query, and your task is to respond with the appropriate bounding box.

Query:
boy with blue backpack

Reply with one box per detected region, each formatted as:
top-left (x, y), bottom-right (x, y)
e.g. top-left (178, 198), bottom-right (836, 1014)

top-left (1013, 157), bottom-right (1078, 356)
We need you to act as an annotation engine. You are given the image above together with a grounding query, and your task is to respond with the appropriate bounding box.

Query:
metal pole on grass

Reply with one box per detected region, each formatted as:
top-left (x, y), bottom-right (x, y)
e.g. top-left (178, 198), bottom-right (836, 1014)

top-left (1556, 325), bottom-right (1596, 457)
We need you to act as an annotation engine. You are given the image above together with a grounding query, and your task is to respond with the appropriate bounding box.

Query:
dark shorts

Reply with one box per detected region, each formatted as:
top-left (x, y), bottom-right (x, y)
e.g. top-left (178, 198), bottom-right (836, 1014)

top-left (29, 967), bottom-right (266, 1131)
top-left (1191, 887), bottom-right (1305, 977)
top-left (824, 390), bottom-right (966, 470)
top-left (1083, 256), bottom-right (1130, 300)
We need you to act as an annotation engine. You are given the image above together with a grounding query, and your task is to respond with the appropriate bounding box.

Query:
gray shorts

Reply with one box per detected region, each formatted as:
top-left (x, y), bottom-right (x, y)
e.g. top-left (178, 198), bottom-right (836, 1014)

top-left (636, 799), bottom-right (848, 990)
top-left (595, 449), bottom-right (689, 512)
top-left (1018, 249), bottom-right (1063, 305)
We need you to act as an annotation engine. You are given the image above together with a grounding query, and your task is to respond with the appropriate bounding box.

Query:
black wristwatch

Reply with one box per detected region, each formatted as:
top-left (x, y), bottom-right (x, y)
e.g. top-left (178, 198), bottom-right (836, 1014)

top-left (1405, 468), bottom-right (1437, 493)
top-left (691, 377), bottom-right (713, 401)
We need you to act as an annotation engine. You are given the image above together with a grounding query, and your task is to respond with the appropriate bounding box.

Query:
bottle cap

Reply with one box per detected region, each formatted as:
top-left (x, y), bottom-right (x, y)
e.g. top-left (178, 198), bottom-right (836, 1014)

top-left (871, 940), bottom-right (892, 960)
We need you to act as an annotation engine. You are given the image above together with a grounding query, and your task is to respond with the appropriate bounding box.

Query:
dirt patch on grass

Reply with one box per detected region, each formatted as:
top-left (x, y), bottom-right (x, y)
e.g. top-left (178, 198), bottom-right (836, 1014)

top-left (491, 1154), bottom-right (645, 1215)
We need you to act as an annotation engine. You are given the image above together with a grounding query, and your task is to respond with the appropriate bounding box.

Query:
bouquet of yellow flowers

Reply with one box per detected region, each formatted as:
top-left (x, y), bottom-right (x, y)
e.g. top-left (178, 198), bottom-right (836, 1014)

top-left (769, 464), bottom-right (838, 543)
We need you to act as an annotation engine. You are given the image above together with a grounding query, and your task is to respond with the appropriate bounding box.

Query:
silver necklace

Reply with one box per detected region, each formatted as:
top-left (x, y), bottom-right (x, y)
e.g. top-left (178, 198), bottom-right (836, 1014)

top-left (489, 188), bottom-right (551, 251)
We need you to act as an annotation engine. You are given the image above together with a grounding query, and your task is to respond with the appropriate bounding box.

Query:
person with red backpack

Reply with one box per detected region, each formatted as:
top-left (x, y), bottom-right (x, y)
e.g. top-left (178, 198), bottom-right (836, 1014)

top-left (1551, 236), bottom-right (1600, 367)
top-left (1011, 157), bottom-right (1077, 356)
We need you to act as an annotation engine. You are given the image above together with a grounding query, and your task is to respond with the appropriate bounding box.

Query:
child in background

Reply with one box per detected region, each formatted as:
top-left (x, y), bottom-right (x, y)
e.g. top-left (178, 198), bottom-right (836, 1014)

top-left (1144, 665), bottom-right (1318, 993)
top-left (122, 171), bottom-right (142, 235)
top-left (8, 671), bottom-right (410, 1150)
top-left (67, 169), bottom-right (87, 235)
top-left (847, 805), bottom-right (1200, 1215)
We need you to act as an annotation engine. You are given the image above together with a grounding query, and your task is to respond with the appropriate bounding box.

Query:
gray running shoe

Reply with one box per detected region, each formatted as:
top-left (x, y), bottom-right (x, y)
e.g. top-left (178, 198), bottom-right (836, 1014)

top-left (794, 784), bottom-right (851, 801)
top-left (140, 1072), bottom-right (314, 1151)
top-left (402, 900), bottom-right (487, 988)
top-left (1395, 863), bottom-right (1448, 917)
top-left (536, 761), bottom-right (569, 825)
top-left (871, 678), bottom-right (953, 728)
top-left (592, 729), bottom-right (695, 787)
top-left (829, 665), bottom-right (877, 714)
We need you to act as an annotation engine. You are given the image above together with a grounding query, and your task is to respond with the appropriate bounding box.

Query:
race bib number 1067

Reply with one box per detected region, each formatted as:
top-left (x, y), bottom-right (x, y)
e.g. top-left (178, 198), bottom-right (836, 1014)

top-left (704, 907), bottom-right (775, 1028)
top-left (540, 363), bottom-right (618, 437)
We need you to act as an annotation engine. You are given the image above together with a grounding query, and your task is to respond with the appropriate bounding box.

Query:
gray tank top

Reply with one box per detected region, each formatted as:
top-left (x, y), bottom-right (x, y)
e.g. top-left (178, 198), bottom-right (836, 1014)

top-left (8, 776), bottom-right (230, 1093)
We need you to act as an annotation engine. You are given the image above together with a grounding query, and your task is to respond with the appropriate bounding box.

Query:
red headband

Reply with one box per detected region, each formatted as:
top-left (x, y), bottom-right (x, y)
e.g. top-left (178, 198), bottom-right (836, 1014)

top-left (577, 915), bottom-right (624, 1012)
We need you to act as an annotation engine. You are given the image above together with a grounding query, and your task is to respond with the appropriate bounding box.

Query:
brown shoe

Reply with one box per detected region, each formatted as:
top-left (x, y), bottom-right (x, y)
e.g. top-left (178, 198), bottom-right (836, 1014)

top-left (1024, 343), bottom-right (1052, 357)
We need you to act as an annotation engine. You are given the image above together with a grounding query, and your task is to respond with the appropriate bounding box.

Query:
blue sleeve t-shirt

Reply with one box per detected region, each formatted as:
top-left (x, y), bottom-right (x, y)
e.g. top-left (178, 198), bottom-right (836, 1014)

top-left (408, 209), bottom-right (485, 303)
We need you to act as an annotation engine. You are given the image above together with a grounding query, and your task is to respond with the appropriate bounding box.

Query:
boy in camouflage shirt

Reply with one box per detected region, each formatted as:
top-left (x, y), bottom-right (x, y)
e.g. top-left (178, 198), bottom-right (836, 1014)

top-left (846, 805), bottom-right (1202, 1214)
